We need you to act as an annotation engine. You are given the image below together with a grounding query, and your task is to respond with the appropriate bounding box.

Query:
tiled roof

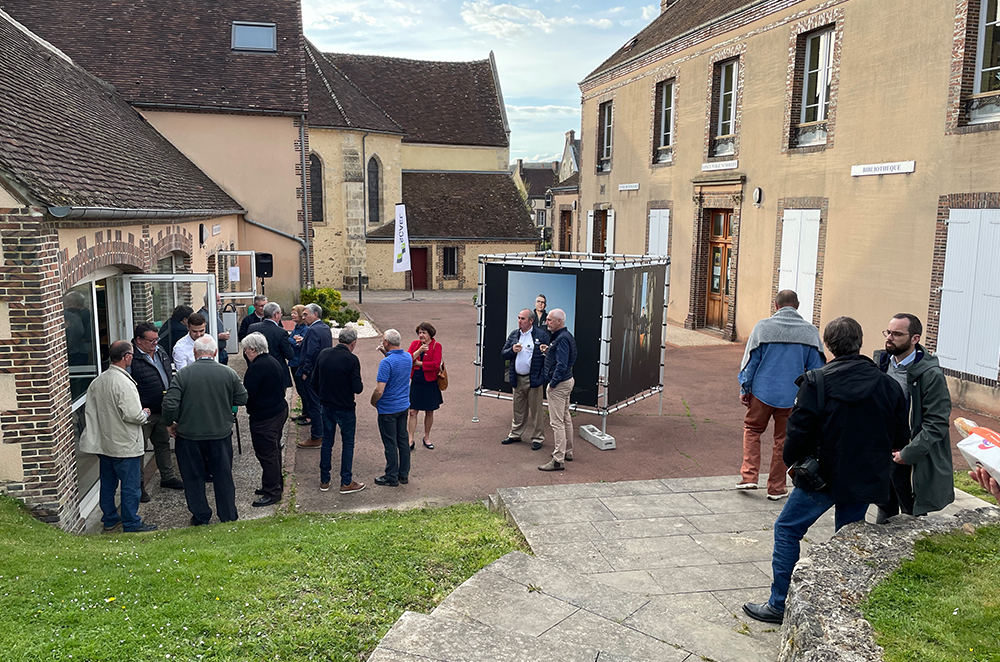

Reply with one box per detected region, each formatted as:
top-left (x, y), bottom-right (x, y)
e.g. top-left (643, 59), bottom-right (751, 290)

top-left (585, 0), bottom-right (753, 82)
top-left (0, 11), bottom-right (242, 212)
top-left (519, 164), bottom-right (558, 199)
top-left (304, 40), bottom-right (403, 134)
top-left (323, 53), bottom-right (509, 147)
top-left (368, 173), bottom-right (536, 240)
top-left (551, 171), bottom-right (579, 191)
top-left (0, 0), bottom-right (306, 114)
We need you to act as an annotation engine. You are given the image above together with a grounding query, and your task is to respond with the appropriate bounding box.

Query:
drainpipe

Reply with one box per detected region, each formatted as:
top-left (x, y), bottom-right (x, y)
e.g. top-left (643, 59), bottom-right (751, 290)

top-left (299, 119), bottom-right (313, 286)
top-left (243, 216), bottom-right (309, 290)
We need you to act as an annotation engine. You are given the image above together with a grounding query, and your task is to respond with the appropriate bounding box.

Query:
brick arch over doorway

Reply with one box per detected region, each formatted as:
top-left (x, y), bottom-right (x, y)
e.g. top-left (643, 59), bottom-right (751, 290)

top-left (686, 189), bottom-right (742, 341)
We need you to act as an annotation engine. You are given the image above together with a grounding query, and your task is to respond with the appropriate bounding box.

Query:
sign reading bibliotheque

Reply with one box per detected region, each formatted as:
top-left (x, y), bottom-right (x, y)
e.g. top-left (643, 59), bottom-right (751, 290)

top-left (850, 161), bottom-right (915, 177)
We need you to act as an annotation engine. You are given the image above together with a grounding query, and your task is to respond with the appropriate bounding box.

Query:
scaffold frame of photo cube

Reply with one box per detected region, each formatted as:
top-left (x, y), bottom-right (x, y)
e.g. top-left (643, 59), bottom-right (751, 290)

top-left (472, 251), bottom-right (670, 438)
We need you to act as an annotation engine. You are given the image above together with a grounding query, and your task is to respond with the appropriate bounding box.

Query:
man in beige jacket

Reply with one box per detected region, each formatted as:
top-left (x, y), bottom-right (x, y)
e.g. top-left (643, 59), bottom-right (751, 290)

top-left (80, 340), bottom-right (157, 533)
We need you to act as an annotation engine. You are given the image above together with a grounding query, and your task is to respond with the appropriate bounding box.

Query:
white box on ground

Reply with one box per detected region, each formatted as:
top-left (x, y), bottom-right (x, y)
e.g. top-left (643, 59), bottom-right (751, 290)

top-left (580, 424), bottom-right (615, 450)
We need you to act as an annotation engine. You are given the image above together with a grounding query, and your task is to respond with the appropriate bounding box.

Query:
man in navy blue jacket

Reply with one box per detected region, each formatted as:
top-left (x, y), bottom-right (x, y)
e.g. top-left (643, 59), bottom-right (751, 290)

top-left (539, 308), bottom-right (577, 471)
top-left (501, 309), bottom-right (550, 450)
top-left (295, 303), bottom-right (332, 448)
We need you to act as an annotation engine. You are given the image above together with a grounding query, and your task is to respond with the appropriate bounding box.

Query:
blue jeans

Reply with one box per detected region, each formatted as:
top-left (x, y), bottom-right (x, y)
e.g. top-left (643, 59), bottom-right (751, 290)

top-left (768, 487), bottom-right (868, 612)
top-left (99, 455), bottom-right (143, 531)
top-left (176, 434), bottom-right (238, 524)
top-left (320, 408), bottom-right (357, 486)
top-left (377, 410), bottom-right (410, 482)
top-left (298, 372), bottom-right (323, 439)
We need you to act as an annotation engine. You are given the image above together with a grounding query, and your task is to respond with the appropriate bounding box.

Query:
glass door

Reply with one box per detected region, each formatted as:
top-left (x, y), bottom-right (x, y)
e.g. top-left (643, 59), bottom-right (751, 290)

top-left (120, 274), bottom-right (219, 355)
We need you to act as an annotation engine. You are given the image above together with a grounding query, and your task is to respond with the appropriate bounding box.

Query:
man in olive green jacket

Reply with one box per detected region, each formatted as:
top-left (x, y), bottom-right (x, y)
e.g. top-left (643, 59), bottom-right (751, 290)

top-left (876, 313), bottom-right (953, 518)
top-left (163, 335), bottom-right (248, 525)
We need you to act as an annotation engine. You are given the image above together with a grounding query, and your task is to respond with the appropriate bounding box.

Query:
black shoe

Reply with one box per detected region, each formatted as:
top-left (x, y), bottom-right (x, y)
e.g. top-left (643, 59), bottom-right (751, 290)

top-left (501, 437), bottom-right (521, 445)
top-left (531, 441), bottom-right (543, 451)
top-left (205, 475), bottom-right (214, 483)
top-left (125, 523), bottom-right (158, 533)
top-left (252, 495), bottom-right (280, 507)
top-left (160, 477), bottom-right (184, 490)
top-left (140, 488), bottom-right (151, 503)
top-left (410, 440), bottom-right (415, 450)
top-left (422, 440), bottom-right (434, 450)
top-left (374, 475), bottom-right (399, 487)
top-left (295, 418), bottom-right (311, 426)
top-left (254, 488), bottom-right (266, 496)
top-left (399, 476), bottom-right (409, 484)
top-left (742, 602), bottom-right (783, 624)
top-left (190, 516), bottom-right (208, 527)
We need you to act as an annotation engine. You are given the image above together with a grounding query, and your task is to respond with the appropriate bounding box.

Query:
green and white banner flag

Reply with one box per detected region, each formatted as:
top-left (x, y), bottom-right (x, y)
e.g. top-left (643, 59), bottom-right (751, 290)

top-left (393, 203), bottom-right (411, 273)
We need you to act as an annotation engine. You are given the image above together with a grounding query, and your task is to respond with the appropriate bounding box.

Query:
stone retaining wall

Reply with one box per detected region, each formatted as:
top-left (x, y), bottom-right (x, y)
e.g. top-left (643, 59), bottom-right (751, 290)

top-left (780, 507), bottom-right (1000, 661)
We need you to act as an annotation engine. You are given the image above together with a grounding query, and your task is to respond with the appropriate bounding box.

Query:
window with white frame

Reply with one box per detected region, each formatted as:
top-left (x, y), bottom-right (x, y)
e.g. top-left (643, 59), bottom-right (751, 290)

top-left (713, 59), bottom-right (738, 156)
top-left (972, 0), bottom-right (1000, 123)
top-left (535, 209), bottom-right (546, 227)
top-left (443, 247), bottom-right (458, 277)
top-left (231, 22), bottom-right (277, 52)
top-left (654, 80), bottom-right (674, 163)
top-left (802, 30), bottom-right (833, 124)
top-left (597, 101), bottom-right (613, 172)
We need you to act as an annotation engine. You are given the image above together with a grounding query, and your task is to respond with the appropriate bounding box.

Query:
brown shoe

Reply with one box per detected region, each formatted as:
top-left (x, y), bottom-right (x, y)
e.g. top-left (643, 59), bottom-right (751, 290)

top-left (340, 481), bottom-right (366, 494)
top-left (296, 437), bottom-right (322, 448)
top-left (537, 459), bottom-right (564, 472)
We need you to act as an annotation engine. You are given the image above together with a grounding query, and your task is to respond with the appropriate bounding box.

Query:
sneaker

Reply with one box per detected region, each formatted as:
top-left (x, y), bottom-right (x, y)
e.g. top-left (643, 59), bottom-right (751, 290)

top-left (101, 521), bottom-right (123, 534)
top-left (340, 481), bottom-right (366, 494)
top-left (319, 482), bottom-right (331, 492)
top-left (125, 523), bottom-right (158, 533)
top-left (160, 477), bottom-right (185, 490)
top-left (296, 437), bottom-right (322, 449)
top-left (537, 459), bottom-right (564, 472)
top-left (564, 450), bottom-right (574, 461)
top-left (531, 441), bottom-right (543, 451)
top-left (374, 475), bottom-right (399, 487)
top-left (767, 491), bottom-right (788, 501)
top-left (735, 482), bottom-right (759, 490)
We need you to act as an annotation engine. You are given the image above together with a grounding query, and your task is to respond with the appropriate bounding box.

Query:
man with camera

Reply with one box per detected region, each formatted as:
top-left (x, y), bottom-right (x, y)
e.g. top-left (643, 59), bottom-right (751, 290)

top-left (742, 316), bottom-right (909, 624)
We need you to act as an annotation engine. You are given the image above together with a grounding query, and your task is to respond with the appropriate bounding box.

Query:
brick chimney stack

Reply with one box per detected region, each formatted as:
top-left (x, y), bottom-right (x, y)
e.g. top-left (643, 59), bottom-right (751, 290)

top-left (661, 0), bottom-right (678, 13)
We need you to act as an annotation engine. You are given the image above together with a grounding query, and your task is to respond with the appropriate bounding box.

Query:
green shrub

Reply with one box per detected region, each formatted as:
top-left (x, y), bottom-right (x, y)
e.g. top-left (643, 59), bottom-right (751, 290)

top-left (300, 287), bottom-right (361, 327)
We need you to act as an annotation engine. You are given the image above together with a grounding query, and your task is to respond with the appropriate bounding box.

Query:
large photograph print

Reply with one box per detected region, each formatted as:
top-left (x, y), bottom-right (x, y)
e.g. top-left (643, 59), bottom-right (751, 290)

top-left (607, 264), bottom-right (665, 405)
top-left (482, 263), bottom-right (602, 407)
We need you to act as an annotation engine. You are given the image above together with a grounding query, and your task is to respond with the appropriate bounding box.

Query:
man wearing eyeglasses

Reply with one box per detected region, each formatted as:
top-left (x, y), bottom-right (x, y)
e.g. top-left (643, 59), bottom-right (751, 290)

top-left (129, 322), bottom-right (184, 495)
top-left (874, 313), bottom-right (953, 520)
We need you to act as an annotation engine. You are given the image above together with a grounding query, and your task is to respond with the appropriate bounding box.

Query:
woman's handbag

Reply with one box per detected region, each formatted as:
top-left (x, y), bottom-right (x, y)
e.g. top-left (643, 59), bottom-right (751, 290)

top-left (437, 360), bottom-right (449, 391)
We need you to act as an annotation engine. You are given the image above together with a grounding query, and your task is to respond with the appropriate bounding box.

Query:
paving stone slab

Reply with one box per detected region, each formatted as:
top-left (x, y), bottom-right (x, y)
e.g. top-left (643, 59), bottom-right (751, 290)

top-left (647, 561), bottom-right (772, 594)
top-left (485, 552), bottom-right (650, 621)
top-left (690, 530), bottom-right (776, 563)
top-left (497, 480), bottom-right (668, 505)
top-left (540, 606), bottom-right (692, 662)
top-left (599, 493), bottom-right (715, 519)
top-left (591, 515), bottom-right (699, 540)
top-left (593, 534), bottom-right (718, 571)
top-left (690, 489), bottom-right (790, 514)
top-left (506, 497), bottom-right (617, 526)
top-left (709, 587), bottom-right (787, 638)
top-left (374, 611), bottom-right (609, 662)
top-left (587, 570), bottom-right (663, 595)
top-left (532, 541), bottom-right (617, 574)
top-left (516, 520), bottom-right (604, 547)
top-left (660, 475), bottom-right (752, 492)
top-left (685, 510), bottom-right (779, 534)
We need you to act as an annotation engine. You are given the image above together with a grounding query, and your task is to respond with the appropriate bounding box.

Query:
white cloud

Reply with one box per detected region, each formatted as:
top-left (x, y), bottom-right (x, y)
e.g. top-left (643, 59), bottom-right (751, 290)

top-left (641, 4), bottom-right (658, 20)
top-left (303, 0), bottom-right (421, 31)
top-left (460, 1), bottom-right (615, 39)
top-left (507, 105), bottom-right (579, 116)
top-left (607, 6), bottom-right (626, 13)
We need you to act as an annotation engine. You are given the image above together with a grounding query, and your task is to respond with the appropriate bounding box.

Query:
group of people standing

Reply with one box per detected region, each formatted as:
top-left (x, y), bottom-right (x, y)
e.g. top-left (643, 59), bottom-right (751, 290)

top-left (737, 290), bottom-right (956, 625)
top-left (500, 295), bottom-right (578, 472)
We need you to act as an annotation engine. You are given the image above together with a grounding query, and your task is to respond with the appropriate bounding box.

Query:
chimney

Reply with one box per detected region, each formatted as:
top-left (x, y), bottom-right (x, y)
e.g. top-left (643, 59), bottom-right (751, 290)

top-left (516, 158), bottom-right (523, 175)
top-left (552, 161), bottom-right (559, 173)
top-left (661, 0), bottom-right (678, 13)
top-left (566, 129), bottom-right (575, 142)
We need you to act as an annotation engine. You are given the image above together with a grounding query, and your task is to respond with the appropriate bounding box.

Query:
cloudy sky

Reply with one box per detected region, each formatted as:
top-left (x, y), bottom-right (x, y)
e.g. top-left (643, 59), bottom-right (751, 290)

top-left (302, 0), bottom-right (659, 164)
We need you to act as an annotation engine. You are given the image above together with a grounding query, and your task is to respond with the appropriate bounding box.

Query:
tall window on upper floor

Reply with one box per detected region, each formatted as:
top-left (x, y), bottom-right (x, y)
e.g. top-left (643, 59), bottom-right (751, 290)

top-left (973, 0), bottom-right (1000, 123)
top-left (597, 101), bottom-right (613, 172)
top-left (309, 153), bottom-right (324, 225)
top-left (653, 80), bottom-right (675, 164)
top-left (367, 157), bottom-right (380, 226)
top-left (712, 59), bottom-right (739, 156)
top-left (794, 28), bottom-right (834, 147)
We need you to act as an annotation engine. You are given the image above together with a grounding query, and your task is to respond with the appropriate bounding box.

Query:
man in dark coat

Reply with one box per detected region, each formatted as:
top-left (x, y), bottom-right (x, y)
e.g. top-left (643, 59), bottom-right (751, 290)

top-left (500, 308), bottom-right (550, 450)
top-left (295, 303), bottom-right (333, 448)
top-left (238, 294), bottom-right (268, 342)
top-left (874, 313), bottom-right (953, 519)
top-left (312, 328), bottom-right (365, 494)
top-left (158, 305), bottom-right (193, 363)
top-left (130, 322), bottom-right (184, 493)
top-left (743, 316), bottom-right (909, 624)
top-left (248, 301), bottom-right (295, 389)
top-left (241, 331), bottom-right (288, 508)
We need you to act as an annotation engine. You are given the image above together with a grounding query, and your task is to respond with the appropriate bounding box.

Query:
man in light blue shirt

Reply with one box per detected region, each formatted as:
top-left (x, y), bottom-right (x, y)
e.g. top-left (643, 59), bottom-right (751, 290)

top-left (738, 290), bottom-right (825, 499)
top-left (371, 329), bottom-right (412, 487)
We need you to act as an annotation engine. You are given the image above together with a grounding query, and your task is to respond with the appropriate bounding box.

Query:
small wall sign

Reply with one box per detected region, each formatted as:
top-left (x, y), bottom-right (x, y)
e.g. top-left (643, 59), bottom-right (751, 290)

top-left (212, 224), bottom-right (222, 235)
top-left (618, 183), bottom-right (640, 191)
top-left (702, 160), bottom-right (738, 172)
top-left (850, 161), bottom-right (915, 177)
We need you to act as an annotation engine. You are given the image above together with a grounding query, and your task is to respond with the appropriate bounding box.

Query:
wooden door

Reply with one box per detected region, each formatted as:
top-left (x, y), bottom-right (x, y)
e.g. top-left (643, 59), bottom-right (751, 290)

top-left (705, 210), bottom-right (733, 328)
top-left (560, 210), bottom-right (572, 252)
top-left (410, 248), bottom-right (428, 290)
top-left (592, 211), bottom-right (608, 254)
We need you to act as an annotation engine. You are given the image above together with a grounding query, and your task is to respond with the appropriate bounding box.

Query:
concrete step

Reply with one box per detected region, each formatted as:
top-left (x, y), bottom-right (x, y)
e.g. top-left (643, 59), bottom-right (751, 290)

top-left (431, 551), bottom-right (692, 662)
top-left (367, 610), bottom-right (648, 662)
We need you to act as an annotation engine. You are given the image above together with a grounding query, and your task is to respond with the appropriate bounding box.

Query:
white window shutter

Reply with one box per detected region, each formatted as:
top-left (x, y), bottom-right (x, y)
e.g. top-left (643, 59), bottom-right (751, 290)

top-left (967, 210), bottom-right (1000, 379)
top-left (586, 211), bottom-right (595, 256)
top-left (936, 209), bottom-right (978, 373)
top-left (778, 210), bottom-right (801, 293)
top-left (606, 210), bottom-right (616, 253)
top-left (796, 210), bottom-right (820, 324)
top-left (647, 210), bottom-right (659, 255)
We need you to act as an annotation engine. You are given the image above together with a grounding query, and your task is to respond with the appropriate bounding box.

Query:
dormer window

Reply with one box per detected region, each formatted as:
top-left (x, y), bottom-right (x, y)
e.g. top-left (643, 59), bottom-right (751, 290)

top-left (232, 22), bottom-right (276, 52)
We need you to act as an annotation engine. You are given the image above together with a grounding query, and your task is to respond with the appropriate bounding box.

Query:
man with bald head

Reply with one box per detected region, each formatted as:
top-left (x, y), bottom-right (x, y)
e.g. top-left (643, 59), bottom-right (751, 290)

top-left (539, 308), bottom-right (576, 471)
top-left (501, 308), bottom-right (550, 450)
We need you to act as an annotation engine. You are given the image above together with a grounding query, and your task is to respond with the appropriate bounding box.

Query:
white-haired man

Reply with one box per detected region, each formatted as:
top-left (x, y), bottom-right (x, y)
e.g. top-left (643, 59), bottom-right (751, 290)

top-left (371, 329), bottom-right (411, 486)
top-left (248, 301), bottom-right (295, 389)
top-left (163, 335), bottom-right (248, 526)
top-left (539, 308), bottom-right (577, 471)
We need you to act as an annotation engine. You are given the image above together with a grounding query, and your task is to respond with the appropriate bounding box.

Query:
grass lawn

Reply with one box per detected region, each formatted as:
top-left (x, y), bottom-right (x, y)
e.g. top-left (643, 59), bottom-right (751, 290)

top-left (954, 470), bottom-right (999, 506)
top-left (0, 496), bottom-right (526, 661)
top-left (863, 524), bottom-right (1000, 662)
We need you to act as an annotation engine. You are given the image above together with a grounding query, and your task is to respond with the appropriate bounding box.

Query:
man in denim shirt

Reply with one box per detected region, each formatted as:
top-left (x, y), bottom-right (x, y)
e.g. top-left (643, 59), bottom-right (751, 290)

top-left (371, 329), bottom-right (412, 486)
top-left (738, 290), bottom-right (824, 499)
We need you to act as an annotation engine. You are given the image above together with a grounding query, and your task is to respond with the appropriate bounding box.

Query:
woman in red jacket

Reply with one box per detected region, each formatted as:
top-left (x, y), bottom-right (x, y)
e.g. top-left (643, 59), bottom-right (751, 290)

top-left (407, 321), bottom-right (443, 450)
